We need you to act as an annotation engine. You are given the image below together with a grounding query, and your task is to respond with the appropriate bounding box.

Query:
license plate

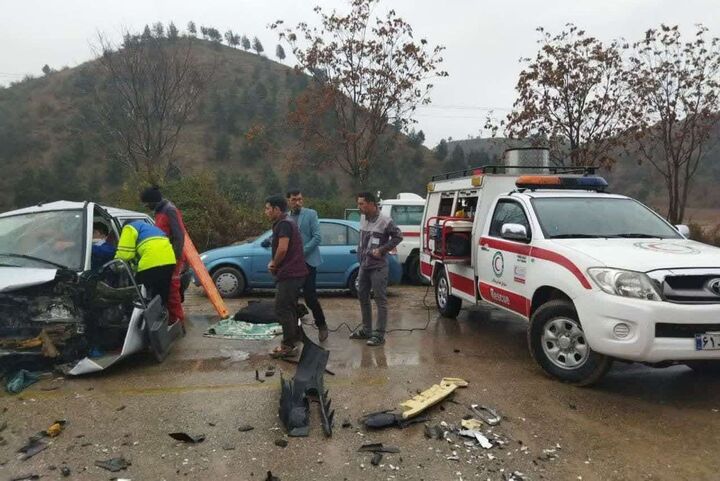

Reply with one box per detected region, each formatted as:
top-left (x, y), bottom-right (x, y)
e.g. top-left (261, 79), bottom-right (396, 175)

top-left (695, 333), bottom-right (720, 351)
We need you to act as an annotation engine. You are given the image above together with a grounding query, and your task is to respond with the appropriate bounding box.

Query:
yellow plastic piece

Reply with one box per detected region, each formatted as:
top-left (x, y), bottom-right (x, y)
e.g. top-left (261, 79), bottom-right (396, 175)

top-left (47, 422), bottom-right (63, 437)
top-left (400, 377), bottom-right (468, 420)
top-left (461, 418), bottom-right (484, 430)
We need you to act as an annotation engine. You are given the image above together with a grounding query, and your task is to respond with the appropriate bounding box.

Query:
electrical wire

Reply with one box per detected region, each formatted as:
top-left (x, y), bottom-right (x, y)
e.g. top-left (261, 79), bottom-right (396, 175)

top-left (300, 283), bottom-right (436, 336)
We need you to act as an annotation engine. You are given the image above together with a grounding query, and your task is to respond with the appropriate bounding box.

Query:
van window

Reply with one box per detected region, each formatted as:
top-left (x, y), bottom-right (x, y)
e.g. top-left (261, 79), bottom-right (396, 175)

top-left (390, 205), bottom-right (424, 226)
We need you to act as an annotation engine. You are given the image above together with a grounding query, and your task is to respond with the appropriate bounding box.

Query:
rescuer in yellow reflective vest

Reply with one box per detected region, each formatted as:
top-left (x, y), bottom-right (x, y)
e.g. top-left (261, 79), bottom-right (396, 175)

top-left (115, 220), bottom-right (177, 309)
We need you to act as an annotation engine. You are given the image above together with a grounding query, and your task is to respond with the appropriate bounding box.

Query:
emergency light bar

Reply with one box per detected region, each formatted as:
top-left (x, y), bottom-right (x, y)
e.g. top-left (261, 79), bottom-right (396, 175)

top-left (515, 175), bottom-right (608, 191)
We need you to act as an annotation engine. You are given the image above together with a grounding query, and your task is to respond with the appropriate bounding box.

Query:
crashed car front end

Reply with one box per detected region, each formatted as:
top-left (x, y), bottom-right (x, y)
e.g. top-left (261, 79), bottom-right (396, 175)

top-left (0, 268), bottom-right (90, 371)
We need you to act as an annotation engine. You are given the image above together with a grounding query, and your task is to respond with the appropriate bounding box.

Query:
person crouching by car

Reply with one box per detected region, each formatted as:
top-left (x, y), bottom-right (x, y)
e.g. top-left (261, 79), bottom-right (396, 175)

top-left (114, 221), bottom-right (177, 313)
top-left (264, 195), bottom-right (308, 358)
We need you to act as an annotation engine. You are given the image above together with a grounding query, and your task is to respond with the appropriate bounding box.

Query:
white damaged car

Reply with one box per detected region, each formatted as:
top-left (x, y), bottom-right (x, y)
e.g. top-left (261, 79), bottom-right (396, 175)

top-left (0, 201), bottom-right (183, 375)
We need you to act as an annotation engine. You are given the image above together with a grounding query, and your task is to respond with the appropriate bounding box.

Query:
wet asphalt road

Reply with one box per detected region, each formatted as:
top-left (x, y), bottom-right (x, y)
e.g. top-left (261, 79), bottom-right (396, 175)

top-left (1, 285), bottom-right (720, 481)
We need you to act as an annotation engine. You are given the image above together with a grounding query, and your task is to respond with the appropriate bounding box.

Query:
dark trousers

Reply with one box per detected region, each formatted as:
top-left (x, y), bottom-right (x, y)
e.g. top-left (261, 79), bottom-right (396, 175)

top-left (136, 264), bottom-right (175, 306)
top-left (276, 277), bottom-right (305, 347)
top-left (302, 264), bottom-right (326, 328)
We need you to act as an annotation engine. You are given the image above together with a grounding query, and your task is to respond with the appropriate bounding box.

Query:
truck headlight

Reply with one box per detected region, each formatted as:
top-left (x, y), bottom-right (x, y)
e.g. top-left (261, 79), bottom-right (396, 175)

top-left (587, 268), bottom-right (662, 301)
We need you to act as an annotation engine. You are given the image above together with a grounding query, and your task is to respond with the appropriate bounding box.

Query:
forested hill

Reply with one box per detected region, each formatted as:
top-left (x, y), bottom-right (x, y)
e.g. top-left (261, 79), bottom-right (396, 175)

top-left (0, 38), bottom-right (438, 211)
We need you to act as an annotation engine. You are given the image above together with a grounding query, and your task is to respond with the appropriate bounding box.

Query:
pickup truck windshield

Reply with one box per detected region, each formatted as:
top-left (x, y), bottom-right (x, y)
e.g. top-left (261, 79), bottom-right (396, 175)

top-left (531, 198), bottom-right (682, 240)
top-left (0, 210), bottom-right (85, 270)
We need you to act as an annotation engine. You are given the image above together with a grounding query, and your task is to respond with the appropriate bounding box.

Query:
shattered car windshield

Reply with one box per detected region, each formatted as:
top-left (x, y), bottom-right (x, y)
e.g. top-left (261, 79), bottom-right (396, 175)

top-left (0, 210), bottom-right (85, 270)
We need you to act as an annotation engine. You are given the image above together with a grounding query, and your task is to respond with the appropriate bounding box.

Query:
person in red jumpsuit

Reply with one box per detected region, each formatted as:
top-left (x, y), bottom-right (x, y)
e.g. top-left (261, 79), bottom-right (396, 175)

top-left (140, 186), bottom-right (186, 325)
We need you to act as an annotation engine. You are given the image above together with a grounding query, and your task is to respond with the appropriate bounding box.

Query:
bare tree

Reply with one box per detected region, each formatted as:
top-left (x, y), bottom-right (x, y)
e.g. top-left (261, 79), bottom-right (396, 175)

top-left (92, 31), bottom-right (213, 183)
top-left (503, 24), bottom-right (631, 167)
top-left (271, 0), bottom-right (447, 186)
top-left (625, 25), bottom-right (720, 224)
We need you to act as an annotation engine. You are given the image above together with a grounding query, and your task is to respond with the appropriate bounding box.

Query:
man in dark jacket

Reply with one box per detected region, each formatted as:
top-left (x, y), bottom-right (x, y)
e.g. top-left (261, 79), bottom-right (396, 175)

top-left (265, 194), bottom-right (308, 358)
top-left (140, 186), bottom-right (187, 325)
top-left (350, 192), bottom-right (403, 346)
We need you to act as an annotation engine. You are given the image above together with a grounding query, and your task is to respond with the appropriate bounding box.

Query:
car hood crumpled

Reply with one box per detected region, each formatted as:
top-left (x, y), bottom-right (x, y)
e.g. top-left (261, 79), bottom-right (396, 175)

top-left (0, 267), bottom-right (58, 292)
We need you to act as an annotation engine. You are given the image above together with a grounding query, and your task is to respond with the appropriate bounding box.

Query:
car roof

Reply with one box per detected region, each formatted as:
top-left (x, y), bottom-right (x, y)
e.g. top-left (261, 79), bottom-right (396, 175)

top-left (0, 200), bottom-right (87, 218)
top-left (319, 218), bottom-right (360, 228)
top-left (0, 201), bottom-right (149, 219)
top-left (102, 206), bottom-right (149, 218)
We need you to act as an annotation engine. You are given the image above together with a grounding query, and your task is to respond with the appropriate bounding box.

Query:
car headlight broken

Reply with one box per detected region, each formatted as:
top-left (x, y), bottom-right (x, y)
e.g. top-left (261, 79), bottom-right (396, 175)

top-left (587, 268), bottom-right (662, 301)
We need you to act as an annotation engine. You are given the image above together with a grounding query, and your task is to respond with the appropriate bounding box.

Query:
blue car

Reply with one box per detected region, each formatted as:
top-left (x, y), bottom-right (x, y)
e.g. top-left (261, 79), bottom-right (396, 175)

top-left (198, 219), bottom-right (403, 297)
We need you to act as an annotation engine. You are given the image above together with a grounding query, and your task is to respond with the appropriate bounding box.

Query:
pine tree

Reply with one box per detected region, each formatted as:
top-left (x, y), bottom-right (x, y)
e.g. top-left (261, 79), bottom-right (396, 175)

top-left (252, 37), bottom-right (264, 55)
top-left (241, 35), bottom-right (251, 50)
top-left (275, 44), bottom-right (286, 60)
top-left (168, 22), bottom-right (179, 40)
top-left (142, 25), bottom-right (152, 40)
top-left (152, 22), bottom-right (165, 38)
top-left (434, 139), bottom-right (448, 161)
top-left (41, 64), bottom-right (52, 76)
top-left (187, 21), bottom-right (197, 36)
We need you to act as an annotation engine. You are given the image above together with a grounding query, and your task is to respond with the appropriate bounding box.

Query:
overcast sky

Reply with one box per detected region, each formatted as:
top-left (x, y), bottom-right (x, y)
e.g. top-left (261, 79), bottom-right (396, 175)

top-left (1, 0), bottom-right (719, 146)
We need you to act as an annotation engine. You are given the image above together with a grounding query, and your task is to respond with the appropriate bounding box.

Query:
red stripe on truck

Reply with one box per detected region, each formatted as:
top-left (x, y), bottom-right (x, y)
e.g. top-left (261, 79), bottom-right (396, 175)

top-left (420, 261), bottom-right (433, 277)
top-left (478, 282), bottom-right (530, 316)
top-left (402, 232), bottom-right (420, 237)
top-left (479, 237), bottom-right (591, 290)
top-left (449, 273), bottom-right (476, 297)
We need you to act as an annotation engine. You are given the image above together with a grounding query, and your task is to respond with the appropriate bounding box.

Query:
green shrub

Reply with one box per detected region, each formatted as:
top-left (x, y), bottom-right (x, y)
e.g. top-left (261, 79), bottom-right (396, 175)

top-left (112, 172), bottom-right (267, 251)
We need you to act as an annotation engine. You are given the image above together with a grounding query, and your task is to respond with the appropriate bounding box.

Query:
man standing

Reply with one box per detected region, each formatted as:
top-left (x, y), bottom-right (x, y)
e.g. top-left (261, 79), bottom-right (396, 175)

top-left (350, 192), bottom-right (403, 346)
top-left (140, 186), bottom-right (187, 325)
top-left (114, 220), bottom-right (177, 306)
top-left (287, 189), bottom-right (328, 342)
top-left (265, 195), bottom-right (308, 358)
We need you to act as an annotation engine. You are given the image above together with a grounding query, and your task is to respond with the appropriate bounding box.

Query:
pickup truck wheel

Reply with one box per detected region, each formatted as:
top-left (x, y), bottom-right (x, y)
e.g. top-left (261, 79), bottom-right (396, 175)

top-left (435, 271), bottom-right (462, 318)
top-left (528, 300), bottom-right (611, 386)
top-left (211, 267), bottom-right (246, 298)
top-left (407, 255), bottom-right (429, 286)
top-left (686, 361), bottom-right (720, 375)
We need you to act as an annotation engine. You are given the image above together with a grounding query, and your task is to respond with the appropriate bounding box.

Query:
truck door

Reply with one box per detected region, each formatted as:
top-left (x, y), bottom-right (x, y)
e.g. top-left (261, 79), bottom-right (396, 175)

top-left (477, 199), bottom-right (532, 318)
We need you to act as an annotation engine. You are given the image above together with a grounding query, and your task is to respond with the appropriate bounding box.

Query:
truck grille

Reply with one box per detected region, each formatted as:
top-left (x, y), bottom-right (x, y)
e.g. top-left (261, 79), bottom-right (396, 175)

top-left (656, 323), bottom-right (720, 338)
top-left (662, 274), bottom-right (720, 303)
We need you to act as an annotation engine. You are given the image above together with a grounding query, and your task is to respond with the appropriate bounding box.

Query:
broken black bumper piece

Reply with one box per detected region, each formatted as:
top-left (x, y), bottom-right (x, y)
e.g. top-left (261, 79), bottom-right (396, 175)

top-left (279, 332), bottom-right (334, 437)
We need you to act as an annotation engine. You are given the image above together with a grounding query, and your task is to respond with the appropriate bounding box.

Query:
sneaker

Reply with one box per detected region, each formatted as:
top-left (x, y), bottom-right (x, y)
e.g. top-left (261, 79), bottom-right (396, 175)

top-left (318, 327), bottom-right (329, 342)
top-left (349, 329), bottom-right (370, 340)
top-left (366, 336), bottom-right (385, 347)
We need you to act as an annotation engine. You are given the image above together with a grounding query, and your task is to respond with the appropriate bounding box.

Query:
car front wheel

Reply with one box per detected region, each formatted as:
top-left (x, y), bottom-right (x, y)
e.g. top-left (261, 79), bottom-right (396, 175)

top-left (211, 267), bottom-right (246, 298)
top-left (528, 300), bottom-right (611, 386)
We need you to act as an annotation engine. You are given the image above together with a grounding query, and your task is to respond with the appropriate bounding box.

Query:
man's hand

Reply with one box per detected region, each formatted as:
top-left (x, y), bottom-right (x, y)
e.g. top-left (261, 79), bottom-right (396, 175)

top-left (370, 248), bottom-right (382, 258)
top-left (268, 261), bottom-right (277, 274)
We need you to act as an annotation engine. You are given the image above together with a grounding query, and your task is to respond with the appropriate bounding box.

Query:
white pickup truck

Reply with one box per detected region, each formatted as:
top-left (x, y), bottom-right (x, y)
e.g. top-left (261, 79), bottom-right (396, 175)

top-left (420, 169), bottom-right (720, 385)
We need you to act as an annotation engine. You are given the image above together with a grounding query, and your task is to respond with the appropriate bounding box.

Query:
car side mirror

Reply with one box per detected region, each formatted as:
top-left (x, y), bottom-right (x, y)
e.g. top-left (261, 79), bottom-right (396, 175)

top-left (261, 238), bottom-right (271, 248)
top-left (675, 224), bottom-right (690, 237)
top-left (501, 223), bottom-right (529, 242)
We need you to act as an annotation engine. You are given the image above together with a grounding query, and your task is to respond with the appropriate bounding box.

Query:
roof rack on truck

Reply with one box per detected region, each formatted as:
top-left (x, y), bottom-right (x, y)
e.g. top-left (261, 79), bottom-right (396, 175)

top-left (430, 165), bottom-right (598, 181)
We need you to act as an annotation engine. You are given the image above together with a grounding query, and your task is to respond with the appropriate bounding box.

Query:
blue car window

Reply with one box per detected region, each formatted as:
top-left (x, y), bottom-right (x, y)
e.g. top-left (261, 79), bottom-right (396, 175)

top-left (320, 222), bottom-right (348, 246)
top-left (347, 226), bottom-right (359, 246)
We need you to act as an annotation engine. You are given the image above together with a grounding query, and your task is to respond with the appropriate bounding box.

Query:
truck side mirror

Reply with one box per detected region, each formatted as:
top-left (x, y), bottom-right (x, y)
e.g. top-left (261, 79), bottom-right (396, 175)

top-left (675, 224), bottom-right (690, 237)
top-left (261, 238), bottom-right (271, 248)
top-left (501, 223), bottom-right (529, 242)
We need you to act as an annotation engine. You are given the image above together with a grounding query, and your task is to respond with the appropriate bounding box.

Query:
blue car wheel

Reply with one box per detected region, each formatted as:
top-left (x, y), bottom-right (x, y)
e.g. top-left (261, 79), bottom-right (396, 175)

top-left (211, 266), bottom-right (246, 298)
